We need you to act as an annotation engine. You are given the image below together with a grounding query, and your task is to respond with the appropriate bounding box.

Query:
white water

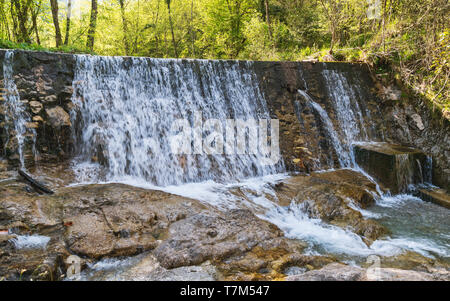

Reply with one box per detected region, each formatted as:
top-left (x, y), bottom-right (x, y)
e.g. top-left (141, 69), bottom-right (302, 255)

top-left (71, 55), bottom-right (283, 186)
top-left (9, 234), bottom-right (50, 250)
top-left (73, 172), bottom-right (448, 261)
top-left (321, 69), bottom-right (374, 167)
top-left (2, 50), bottom-right (35, 167)
top-left (322, 69), bottom-right (368, 143)
top-left (66, 58), bottom-right (448, 263)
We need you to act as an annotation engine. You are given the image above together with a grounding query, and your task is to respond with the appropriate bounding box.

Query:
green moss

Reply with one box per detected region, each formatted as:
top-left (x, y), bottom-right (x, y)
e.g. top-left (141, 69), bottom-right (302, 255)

top-left (0, 39), bottom-right (94, 55)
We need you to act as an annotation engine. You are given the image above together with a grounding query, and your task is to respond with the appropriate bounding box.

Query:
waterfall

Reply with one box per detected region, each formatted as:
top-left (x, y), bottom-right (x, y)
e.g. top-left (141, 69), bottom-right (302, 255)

top-left (297, 89), bottom-right (350, 168)
top-left (395, 154), bottom-right (416, 193)
top-left (322, 69), bottom-right (368, 141)
top-left (321, 69), bottom-right (372, 166)
top-left (71, 55), bottom-right (284, 186)
top-left (2, 50), bottom-right (34, 168)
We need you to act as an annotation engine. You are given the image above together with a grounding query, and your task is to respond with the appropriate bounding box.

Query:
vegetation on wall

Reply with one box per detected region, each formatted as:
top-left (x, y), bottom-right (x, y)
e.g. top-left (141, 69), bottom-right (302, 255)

top-left (0, 0), bottom-right (448, 115)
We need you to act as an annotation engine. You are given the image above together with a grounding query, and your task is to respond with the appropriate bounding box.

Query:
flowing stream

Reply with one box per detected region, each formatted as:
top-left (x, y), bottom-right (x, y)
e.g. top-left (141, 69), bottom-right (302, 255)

top-left (65, 56), bottom-right (449, 264)
top-left (2, 50), bottom-right (35, 167)
top-left (3, 53), bottom-right (446, 266)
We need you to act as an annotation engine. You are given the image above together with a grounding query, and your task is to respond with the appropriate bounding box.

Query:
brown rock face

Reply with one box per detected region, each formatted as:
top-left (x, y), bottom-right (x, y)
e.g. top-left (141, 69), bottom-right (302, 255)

top-left (0, 177), bottom-right (315, 280)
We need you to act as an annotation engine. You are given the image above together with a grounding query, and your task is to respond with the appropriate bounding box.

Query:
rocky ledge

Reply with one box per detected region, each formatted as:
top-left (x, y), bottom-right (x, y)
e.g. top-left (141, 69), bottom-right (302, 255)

top-left (0, 168), bottom-right (448, 281)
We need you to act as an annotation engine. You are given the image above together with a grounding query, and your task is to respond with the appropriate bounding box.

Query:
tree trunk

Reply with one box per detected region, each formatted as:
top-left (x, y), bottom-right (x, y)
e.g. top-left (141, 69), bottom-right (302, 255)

top-left (264, 0), bottom-right (272, 38)
top-left (64, 0), bottom-right (72, 45)
top-left (50, 0), bottom-right (62, 47)
top-left (10, 1), bottom-right (18, 41)
top-left (12, 0), bottom-right (33, 43)
top-left (166, 0), bottom-right (179, 58)
top-left (86, 0), bottom-right (98, 51)
top-left (189, 0), bottom-right (195, 56)
top-left (118, 0), bottom-right (130, 55)
top-left (31, 2), bottom-right (41, 45)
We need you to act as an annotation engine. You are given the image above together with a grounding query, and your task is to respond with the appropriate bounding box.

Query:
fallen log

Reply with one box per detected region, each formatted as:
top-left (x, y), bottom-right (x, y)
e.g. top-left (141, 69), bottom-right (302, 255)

top-left (18, 169), bottom-right (54, 195)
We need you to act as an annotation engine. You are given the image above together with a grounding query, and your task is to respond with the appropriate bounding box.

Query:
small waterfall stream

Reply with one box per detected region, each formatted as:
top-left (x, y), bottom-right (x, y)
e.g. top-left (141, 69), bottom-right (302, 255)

top-left (71, 55), bottom-right (284, 186)
top-left (2, 50), bottom-right (34, 168)
top-left (322, 69), bottom-right (369, 144)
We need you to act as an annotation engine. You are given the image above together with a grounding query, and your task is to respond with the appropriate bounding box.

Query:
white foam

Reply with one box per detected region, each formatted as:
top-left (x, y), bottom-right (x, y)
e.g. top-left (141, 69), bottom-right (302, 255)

top-left (346, 198), bottom-right (382, 219)
top-left (371, 238), bottom-right (448, 258)
top-left (10, 235), bottom-right (50, 250)
top-left (376, 194), bottom-right (423, 208)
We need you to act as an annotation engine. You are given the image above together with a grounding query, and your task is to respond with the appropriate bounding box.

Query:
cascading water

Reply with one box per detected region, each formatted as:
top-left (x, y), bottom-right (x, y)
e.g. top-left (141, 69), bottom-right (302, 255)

top-left (395, 154), bottom-right (416, 193)
top-left (71, 55), bottom-right (283, 186)
top-left (297, 89), bottom-right (350, 168)
top-left (2, 50), bottom-right (34, 167)
top-left (68, 56), bottom-right (447, 264)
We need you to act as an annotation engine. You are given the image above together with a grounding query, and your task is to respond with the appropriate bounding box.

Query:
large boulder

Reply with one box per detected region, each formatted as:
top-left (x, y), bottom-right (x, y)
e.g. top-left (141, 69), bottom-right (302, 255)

top-left (45, 106), bottom-right (71, 128)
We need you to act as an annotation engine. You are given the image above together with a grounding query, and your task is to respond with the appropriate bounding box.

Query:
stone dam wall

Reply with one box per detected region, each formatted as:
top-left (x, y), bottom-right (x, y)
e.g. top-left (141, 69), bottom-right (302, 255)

top-left (0, 49), bottom-right (448, 191)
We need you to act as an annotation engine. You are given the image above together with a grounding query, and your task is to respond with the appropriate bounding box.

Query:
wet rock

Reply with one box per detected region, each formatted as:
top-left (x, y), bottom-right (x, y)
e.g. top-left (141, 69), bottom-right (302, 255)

top-left (286, 262), bottom-right (448, 281)
top-left (354, 142), bottom-right (428, 194)
top-left (80, 253), bottom-right (219, 281)
top-left (368, 268), bottom-right (447, 281)
top-left (29, 101), bottom-right (43, 114)
top-left (45, 106), bottom-right (72, 128)
top-left (0, 236), bottom-right (67, 281)
top-left (277, 170), bottom-right (387, 243)
top-left (380, 95), bottom-right (450, 192)
top-left (378, 251), bottom-right (447, 273)
top-left (215, 241), bottom-right (320, 280)
top-left (0, 180), bottom-right (319, 280)
top-left (153, 209), bottom-right (287, 269)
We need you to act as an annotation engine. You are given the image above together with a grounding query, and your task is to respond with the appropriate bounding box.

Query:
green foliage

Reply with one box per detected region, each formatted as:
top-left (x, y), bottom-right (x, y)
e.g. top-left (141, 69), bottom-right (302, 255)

top-left (0, 38), bottom-right (93, 54)
top-left (0, 0), bottom-right (447, 116)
